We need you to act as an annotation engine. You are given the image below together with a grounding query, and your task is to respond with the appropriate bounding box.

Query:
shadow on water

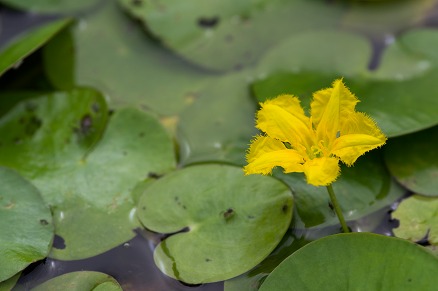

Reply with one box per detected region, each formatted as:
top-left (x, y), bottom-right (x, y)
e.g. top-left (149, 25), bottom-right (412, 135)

top-left (13, 229), bottom-right (223, 291)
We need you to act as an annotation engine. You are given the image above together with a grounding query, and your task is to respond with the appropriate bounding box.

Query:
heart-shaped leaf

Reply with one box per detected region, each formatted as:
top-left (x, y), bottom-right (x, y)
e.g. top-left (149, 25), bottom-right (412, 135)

top-left (0, 167), bottom-right (53, 282)
top-left (118, 0), bottom-right (342, 71)
top-left (31, 271), bottom-right (122, 291)
top-left (0, 88), bottom-right (176, 260)
top-left (73, 0), bottom-right (211, 116)
top-left (392, 195), bottom-right (438, 245)
top-left (384, 126), bottom-right (438, 197)
top-left (137, 164), bottom-right (293, 284)
top-left (259, 233), bottom-right (438, 291)
top-left (0, 273), bottom-right (20, 291)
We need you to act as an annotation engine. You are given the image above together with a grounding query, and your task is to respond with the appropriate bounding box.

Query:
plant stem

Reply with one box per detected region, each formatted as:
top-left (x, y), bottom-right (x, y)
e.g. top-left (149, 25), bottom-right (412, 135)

top-left (326, 184), bottom-right (350, 233)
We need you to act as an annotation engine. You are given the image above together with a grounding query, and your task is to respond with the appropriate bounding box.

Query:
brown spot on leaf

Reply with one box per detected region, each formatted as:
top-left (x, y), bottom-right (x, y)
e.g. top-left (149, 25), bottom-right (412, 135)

top-left (148, 172), bottom-right (161, 179)
top-left (198, 16), bottom-right (220, 28)
top-left (132, 0), bottom-right (142, 6)
top-left (282, 204), bottom-right (289, 213)
top-left (80, 114), bottom-right (93, 135)
top-left (222, 208), bottom-right (235, 220)
top-left (91, 103), bottom-right (100, 113)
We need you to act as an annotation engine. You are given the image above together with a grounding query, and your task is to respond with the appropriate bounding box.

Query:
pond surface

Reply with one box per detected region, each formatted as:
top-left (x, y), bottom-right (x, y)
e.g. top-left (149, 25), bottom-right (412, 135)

top-left (1, 0), bottom-right (437, 290)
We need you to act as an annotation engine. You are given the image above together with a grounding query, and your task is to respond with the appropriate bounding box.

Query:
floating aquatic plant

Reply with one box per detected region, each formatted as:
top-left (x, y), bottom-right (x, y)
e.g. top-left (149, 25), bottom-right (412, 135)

top-left (244, 79), bottom-right (387, 232)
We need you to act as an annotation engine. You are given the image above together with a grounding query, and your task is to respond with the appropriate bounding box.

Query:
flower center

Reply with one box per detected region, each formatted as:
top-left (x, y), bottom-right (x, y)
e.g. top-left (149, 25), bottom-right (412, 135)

top-left (310, 145), bottom-right (323, 159)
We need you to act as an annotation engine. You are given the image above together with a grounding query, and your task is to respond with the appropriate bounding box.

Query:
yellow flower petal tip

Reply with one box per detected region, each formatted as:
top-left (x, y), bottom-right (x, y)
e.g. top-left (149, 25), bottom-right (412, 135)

top-left (244, 78), bottom-right (386, 186)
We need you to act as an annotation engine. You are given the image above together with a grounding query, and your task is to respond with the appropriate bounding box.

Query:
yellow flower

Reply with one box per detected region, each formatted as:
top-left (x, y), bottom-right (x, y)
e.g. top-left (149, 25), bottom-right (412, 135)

top-left (244, 79), bottom-right (387, 186)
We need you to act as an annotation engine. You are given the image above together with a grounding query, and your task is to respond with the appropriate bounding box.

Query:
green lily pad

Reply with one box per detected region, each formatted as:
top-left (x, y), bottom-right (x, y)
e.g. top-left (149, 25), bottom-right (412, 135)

top-left (118, 0), bottom-right (342, 71)
top-left (341, 0), bottom-right (435, 36)
top-left (384, 126), bottom-right (438, 196)
top-left (0, 167), bottom-right (53, 282)
top-left (400, 29), bottom-right (438, 64)
top-left (260, 233), bottom-right (438, 291)
top-left (224, 187), bottom-right (403, 291)
top-left (0, 18), bottom-right (72, 76)
top-left (0, 0), bottom-right (100, 13)
top-left (31, 271), bottom-right (122, 291)
top-left (255, 30), bottom-right (371, 77)
top-left (0, 273), bottom-right (20, 291)
top-left (254, 25), bottom-right (430, 81)
top-left (428, 245), bottom-right (438, 256)
top-left (392, 195), bottom-right (438, 245)
top-left (0, 91), bottom-right (43, 118)
top-left (74, 0), bottom-right (212, 116)
top-left (177, 72), bottom-right (258, 166)
top-left (137, 164), bottom-right (293, 284)
top-left (252, 70), bottom-right (438, 137)
top-left (42, 25), bottom-right (75, 90)
top-left (0, 89), bottom-right (176, 260)
top-left (224, 228), bottom-right (311, 291)
top-left (0, 88), bottom-right (109, 172)
top-left (274, 151), bottom-right (405, 228)
top-left (370, 35), bottom-right (431, 80)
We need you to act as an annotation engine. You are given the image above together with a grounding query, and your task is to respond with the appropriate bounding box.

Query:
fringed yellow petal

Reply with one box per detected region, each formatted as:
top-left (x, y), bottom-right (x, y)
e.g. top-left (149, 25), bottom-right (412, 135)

top-left (246, 135), bottom-right (286, 163)
top-left (332, 112), bottom-right (387, 165)
top-left (312, 79), bottom-right (359, 135)
top-left (244, 135), bottom-right (304, 175)
top-left (332, 134), bottom-right (385, 165)
top-left (257, 95), bottom-right (313, 150)
top-left (303, 157), bottom-right (340, 186)
top-left (244, 78), bottom-right (386, 186)
top-left (265, 94), bottom-right (309, 125)
top-left (314, 81), bottom-right (340, 143)
top-left (339, 112), bottom-right (386, 137)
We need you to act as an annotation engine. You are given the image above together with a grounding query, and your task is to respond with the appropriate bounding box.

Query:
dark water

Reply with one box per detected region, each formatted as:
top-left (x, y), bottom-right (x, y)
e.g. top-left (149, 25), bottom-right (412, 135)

top-left (10, 197), bottom-right (403, 291)
top-left (12, 229), bottom-right (223, 291)
top-left (0, 7), bottom-right (58, 50)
